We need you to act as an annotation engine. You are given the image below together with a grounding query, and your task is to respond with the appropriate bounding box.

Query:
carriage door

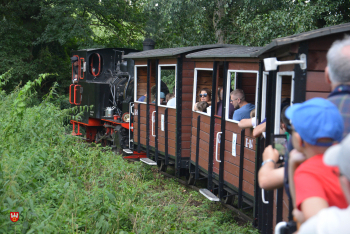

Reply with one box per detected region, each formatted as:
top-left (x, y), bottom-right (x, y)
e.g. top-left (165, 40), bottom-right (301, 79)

top-left (133, 64), bottom-right (148, 152)
top-left (273, 71), bottom-right (295, 225)
top-left (221, 70), bottom-right (258, 206)
top-left (157, 63), bottom-right (177, 167)
top-left (190, 67), bottom-right (213, 180)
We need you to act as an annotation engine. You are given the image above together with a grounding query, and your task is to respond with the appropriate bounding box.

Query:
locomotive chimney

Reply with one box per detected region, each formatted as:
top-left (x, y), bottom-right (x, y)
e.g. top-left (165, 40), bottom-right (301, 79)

top-left (143, 38), bottom-right (156, 51)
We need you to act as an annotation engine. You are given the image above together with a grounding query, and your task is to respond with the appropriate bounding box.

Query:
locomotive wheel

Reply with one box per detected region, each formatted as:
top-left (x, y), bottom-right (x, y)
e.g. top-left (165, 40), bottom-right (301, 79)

top-left (187, 173), bottom-right (195, 185)
top-left (158, 160), bottom-right (167, 172)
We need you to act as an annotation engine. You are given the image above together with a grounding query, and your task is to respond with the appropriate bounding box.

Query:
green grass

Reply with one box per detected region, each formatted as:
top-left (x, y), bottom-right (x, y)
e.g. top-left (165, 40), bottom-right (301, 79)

top-left (0, 75), bottom-right (258, 233)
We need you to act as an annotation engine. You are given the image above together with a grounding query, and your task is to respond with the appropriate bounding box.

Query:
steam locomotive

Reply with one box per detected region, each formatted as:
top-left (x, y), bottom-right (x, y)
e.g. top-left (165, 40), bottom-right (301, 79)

top-left (69, 47), bottom-right (140, 152)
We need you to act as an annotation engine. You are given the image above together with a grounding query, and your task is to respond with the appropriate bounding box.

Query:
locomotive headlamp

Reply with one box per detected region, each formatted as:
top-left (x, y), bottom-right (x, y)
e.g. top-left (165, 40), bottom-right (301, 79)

top-left (122, 113), bottom-right (130, 122)
top-left (263, 54), bottom-right (307, 71)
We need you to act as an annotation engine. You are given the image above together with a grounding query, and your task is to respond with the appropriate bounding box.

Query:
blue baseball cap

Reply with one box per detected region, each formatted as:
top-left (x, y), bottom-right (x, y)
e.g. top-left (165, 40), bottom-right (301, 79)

top-left (285, 98), bottom-right (343, 146)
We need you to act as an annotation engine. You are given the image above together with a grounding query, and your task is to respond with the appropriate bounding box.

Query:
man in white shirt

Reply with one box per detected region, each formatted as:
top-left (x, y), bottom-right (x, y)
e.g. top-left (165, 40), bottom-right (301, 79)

top-left (298, 133), bottom-right (350, 234)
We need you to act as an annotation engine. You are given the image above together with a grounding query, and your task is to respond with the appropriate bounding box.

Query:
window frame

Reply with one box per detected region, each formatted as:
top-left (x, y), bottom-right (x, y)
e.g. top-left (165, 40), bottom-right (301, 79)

top-left (134, 64), bottom-right (148, 104)
top-left (260, 72), bottom-right (269, 122)
top-left (225, 70), bottom-right (259, 124)
top-left (158, 64), bottom-right (177, 109)
top-left (192, 68), bottom-right (213, 116)
top-left (274, 71), bottom-right (295, 134)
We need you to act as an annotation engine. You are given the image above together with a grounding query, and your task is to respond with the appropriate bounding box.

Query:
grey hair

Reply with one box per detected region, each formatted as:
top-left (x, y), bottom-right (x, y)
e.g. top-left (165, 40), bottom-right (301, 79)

top-left (327, 35), bottom-right (350, 83)
top-left (230, 89), bottom-right (245, 101)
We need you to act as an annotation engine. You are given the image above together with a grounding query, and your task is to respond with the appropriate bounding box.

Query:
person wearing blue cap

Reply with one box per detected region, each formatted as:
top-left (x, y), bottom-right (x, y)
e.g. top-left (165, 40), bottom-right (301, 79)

top-left (287, 98), bottom-right (347, 224)
top-left (298, 133), bottom-right (350, 234)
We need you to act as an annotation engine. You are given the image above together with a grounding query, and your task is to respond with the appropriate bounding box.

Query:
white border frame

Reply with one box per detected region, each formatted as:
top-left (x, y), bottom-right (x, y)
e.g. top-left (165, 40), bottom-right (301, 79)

top-left (261, 72), bottom-right (269, 122)
top-left (274, 71), bottom-right (295, 134)
top-left (192, 68), bottom-right (213, 116)
top-left (134, 65), bottom-right (148, 104)
top-left (158, 64), bottom-right (177, 109)
top-left (225, 70), bottom-right (259, 124)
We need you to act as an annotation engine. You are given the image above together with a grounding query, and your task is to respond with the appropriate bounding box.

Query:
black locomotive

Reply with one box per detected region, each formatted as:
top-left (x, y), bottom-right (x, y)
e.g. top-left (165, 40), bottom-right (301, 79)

top-left (70, 47), bottom-right (139, 151)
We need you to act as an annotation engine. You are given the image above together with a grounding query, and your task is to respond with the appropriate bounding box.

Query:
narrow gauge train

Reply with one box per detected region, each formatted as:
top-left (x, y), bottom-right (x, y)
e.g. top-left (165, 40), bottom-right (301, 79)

top-left (71, 22), bottom-right (350, 234)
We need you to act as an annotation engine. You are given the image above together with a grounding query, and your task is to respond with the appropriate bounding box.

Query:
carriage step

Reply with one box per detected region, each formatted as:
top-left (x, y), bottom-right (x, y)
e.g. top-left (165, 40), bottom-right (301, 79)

top-left (199, 189), bottom-right (220, 201)
top-left (123, 149), bottom-right (133, 154)
top-left (140, 158), bottom-right (157, 165)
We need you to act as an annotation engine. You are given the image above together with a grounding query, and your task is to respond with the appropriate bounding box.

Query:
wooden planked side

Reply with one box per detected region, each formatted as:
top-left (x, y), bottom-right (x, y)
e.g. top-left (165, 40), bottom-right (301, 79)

top-left (306, 71), bottom-right (331, 92)
top-left (228, 62), bottom-right (259, 71)
top-left (135, 60), bottom-right (147, 66)
top-left (306, 91), bottom-right (329, 100)
top-left (136, 66), bottom-right (148, 100)
top-left (159, 58), bottom-right (177, 65)
top-left (195, 61), bottom-right (213, 69)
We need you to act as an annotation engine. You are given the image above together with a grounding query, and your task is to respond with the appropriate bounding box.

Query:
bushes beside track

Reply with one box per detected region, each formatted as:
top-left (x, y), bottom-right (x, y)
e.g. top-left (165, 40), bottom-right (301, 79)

top-left (0, 75), bottom-right (257, 233)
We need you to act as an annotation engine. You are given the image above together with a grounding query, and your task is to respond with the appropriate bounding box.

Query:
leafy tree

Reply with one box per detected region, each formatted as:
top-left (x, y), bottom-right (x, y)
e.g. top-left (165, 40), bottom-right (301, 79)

top-left (229, 0), bottom-right (350, 46)
top-left (144, 0), bottom-right (350, 47)
top-left (0, 0), bottom-right (145, 94)
top-left (143, 0), bottom-right (217, 48)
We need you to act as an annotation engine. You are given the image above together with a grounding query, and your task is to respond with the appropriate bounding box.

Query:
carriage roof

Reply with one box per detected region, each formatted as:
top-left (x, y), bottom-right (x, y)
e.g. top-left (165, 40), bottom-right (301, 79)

top-left (185, 46), bottom-right (262, 58)
top-left (254, 22), bottom-right (350, 56)
top-left (123, 44), bottom-right (238, 59)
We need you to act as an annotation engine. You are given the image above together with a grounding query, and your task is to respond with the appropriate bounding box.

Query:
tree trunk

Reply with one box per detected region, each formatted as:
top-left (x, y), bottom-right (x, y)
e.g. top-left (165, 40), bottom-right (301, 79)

top-left (213, 0), bottom-right (225, 44)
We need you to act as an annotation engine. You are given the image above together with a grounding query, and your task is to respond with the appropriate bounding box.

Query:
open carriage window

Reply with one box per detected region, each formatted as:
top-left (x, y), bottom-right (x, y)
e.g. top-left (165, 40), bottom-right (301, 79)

top-left (274, 72), bottom-right (294, 134)
top-left (134, 65), bottom-right (148, 103)
top-left (158, 65), bottom-right (176, 108)
top-left (192, 68), bottom-right (213, 116)
top-left (225, 70), bottom-right (258, 124)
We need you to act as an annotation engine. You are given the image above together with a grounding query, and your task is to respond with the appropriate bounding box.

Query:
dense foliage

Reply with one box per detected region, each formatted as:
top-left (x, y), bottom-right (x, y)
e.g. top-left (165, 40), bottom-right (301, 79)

top-left (0, 75), bottom-right (258, 233)
top-left (0, 0), bottom-right (145, 93)
top-left (1, 0), bottom-right (349, 94)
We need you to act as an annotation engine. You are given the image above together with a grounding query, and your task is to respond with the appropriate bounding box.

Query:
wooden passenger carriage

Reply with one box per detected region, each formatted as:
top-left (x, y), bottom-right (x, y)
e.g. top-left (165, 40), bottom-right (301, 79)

top-left (185, 46), bottom-right (261, 208)
top-left (184, 23), bottom-right (350, 233)
top-left (254, 22), bottom-right (350, 233)
top-left (124, 45), bottom-right (234, 176)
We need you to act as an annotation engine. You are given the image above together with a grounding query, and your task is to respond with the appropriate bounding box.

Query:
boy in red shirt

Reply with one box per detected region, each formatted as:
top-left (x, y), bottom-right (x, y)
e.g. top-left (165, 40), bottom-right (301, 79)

top-left (286, 98), bottom-right (347, 223)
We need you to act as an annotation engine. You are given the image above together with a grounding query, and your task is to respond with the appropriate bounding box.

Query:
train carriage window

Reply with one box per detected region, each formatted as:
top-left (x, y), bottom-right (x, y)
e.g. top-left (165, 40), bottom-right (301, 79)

top-left (192, 68), bottom-right (213, 116)
top-left (71, 55), bottom-right (80, 82)
top-left (134, 65), bottom-right (148, 103)
top-left (80, 58), bottom-right (85, 79)
top-left (158, 65), bottom-right (176, 108)
top-left (89, 53), bottom-right (103, 77)
top-left (274, 72), bottom-right (294, 134)
top-left (225, 70), bottom-right (259, 124)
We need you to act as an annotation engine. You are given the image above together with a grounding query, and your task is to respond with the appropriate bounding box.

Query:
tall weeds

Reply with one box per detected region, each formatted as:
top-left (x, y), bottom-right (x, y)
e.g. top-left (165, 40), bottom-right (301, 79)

top-left (0, 74), bottom-right (257, 233)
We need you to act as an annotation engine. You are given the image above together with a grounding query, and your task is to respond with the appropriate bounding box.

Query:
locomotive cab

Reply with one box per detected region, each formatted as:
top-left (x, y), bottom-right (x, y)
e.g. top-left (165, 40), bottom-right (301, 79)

top-left (70, 47), bottom-right (139, 149)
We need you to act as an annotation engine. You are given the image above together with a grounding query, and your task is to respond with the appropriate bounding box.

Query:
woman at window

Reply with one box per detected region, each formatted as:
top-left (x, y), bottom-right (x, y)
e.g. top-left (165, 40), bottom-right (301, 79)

top-left (199, 88), bottom-right (211, 105)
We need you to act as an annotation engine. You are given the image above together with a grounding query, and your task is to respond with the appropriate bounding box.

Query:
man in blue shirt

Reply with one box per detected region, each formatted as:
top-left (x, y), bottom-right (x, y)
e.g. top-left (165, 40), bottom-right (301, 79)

top-left (138, 94), bottom-right (146, 102)
top-left (230, 89), bottom-right (255, 121)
